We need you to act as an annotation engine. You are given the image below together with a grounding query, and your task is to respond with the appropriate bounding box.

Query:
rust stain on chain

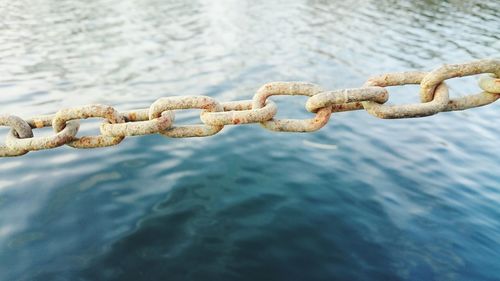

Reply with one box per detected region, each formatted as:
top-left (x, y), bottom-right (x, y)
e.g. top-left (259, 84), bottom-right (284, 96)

top-left (0, 59), bottom-right (499, 157)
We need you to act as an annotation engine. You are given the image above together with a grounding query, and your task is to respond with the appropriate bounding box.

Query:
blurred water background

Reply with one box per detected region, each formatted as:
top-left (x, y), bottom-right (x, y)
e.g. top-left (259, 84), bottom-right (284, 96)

top-left (1, 0), bottom-right (499, 280)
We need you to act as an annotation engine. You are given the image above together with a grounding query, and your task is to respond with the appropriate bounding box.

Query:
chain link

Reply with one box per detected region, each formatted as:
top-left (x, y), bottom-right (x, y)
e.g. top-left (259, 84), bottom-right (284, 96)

top-left (362, 71), bottom-right (450, 119)
top-left (305, 87), bottom-right (388, 113)
top-left (253, 82), bottom-right (333, 132)
top-left (52, 105), bottom-right (125, 148)
top-left (6, 119), bottom-right (80, 152)
top-left (420, 59), bottom-right (500, 103)
top-left (101, 111), bottom-right (174, 137)
top-left (149, 96), bottom-right (224, 138)
top-left (200, 100), bottom-right (277, 126)
top-left (0, 115), bottom-right (33, 157)
top-left (479, 74), bottom-right (500, 93)
top-left (1, 59), bottom-right (498, 157)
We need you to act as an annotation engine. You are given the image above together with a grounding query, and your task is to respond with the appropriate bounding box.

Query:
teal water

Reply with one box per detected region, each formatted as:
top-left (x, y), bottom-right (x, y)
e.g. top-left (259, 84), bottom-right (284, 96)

top-left (1, 0), bottom-right (500, 280)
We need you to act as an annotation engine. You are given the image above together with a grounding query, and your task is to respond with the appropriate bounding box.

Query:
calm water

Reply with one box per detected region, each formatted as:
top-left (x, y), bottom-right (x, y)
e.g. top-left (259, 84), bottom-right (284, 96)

top-left (1, 0), bottom-right (500, 280)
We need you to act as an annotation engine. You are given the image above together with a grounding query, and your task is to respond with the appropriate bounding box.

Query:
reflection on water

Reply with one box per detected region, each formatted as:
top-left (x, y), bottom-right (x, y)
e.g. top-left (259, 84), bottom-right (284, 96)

top-left (1, 0), bottom-right (499, 280)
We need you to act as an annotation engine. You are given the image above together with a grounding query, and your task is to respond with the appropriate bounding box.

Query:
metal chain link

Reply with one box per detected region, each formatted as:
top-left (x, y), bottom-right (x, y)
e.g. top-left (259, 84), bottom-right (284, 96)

top-left (1, 59), bottom-right (499, 157)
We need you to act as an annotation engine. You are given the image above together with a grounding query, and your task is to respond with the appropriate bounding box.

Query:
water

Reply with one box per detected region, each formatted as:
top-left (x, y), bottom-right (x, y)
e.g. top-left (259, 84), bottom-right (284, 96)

top-left (0, 0), bottom-right (499, 280)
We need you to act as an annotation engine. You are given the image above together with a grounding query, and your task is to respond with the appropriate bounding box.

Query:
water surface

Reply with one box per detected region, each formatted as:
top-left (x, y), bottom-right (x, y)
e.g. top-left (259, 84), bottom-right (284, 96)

top-left (1, 0), bottom-right (499, 280)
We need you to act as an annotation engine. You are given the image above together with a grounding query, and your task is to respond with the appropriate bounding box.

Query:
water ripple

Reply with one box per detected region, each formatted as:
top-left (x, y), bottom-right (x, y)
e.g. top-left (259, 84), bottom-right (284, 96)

top-left (1, 0), bottom-right (500, 280)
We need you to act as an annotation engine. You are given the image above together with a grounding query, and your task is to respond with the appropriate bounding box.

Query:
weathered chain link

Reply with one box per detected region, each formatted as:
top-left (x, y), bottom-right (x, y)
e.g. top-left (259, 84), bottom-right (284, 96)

top-left (362, 71), bottom-right (450, 119)
top-left (0, 115), bottom-right (33, 157)
top-left (52, 104), bottom-right (125, 148)
top-left (253, 82), bottom-right (333, 132)
top-left (1, 59), bottom-right (498, 157)
top-left (149, 96), bottom-right (224, 138)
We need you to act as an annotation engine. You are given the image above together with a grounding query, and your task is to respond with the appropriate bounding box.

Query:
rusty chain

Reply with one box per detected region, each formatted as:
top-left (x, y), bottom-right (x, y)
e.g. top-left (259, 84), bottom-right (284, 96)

top-left (1, 59), bottom-right (499, 157)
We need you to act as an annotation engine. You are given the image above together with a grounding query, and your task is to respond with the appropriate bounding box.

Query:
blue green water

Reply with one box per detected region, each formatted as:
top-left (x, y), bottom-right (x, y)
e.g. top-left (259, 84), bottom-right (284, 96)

top-left (1, 0), bottom-right (500, 280)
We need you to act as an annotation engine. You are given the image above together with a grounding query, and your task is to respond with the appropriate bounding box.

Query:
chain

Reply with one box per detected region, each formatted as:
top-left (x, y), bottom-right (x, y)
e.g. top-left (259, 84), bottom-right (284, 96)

top-left (1, 59), bottom-right (499, 157)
